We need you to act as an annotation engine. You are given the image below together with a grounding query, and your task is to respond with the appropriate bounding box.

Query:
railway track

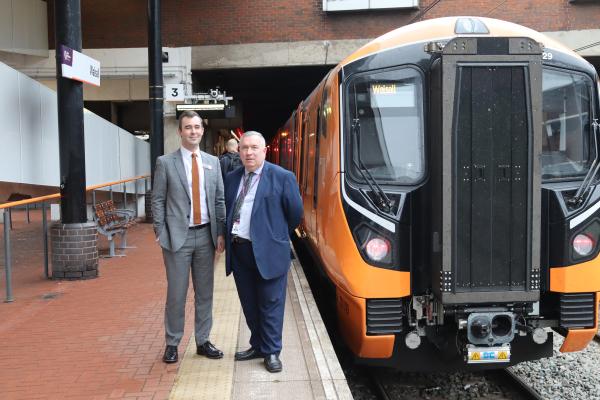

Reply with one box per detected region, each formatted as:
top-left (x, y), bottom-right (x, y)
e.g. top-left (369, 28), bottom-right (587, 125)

top-left (495, 369), bottom-right (544, 400)
top-left (368, 367), bottom-right (544, 400)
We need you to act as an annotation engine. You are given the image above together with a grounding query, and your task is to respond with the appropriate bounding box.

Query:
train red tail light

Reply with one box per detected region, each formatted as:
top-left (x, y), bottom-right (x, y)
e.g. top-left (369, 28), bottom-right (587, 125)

top-left (365, 237), bottom-right (390, 262)
top-left (573, 234), bottom-right (594, 257)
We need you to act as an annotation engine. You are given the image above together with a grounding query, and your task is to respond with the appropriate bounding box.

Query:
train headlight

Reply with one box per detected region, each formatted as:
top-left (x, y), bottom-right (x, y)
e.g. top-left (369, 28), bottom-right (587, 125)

top-left (354, 224), bottom-right (394, 266)
top-left (573, 233), bottom-right (594, 257)
top-left (366, 237), bottom-right (390, 262)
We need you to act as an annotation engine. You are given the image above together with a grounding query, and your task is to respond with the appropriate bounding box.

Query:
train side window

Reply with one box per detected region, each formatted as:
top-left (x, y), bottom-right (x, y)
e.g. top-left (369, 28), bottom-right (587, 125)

top-left (541, 68), bottom-right (595, 181)
top-left (320, 90), bottom-right (329, 137)
top-left (314, 107), bottom-right (321, 206)
top-left (301, 114), bottom-right (309, 192)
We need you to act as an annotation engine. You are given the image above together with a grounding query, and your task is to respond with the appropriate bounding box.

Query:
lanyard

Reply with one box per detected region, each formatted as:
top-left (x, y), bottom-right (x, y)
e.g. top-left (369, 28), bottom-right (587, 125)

top-left (239, 172), bottom-right (261, 199)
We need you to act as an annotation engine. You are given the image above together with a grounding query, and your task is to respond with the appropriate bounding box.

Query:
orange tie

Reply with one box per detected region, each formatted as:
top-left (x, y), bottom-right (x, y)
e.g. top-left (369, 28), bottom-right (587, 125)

top-left (191, 153), bottom-right (201, 225)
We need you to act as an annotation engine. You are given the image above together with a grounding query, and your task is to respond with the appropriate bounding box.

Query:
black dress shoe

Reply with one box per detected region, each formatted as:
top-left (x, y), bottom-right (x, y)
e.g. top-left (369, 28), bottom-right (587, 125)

top-left (163, 345), bottom-right (178, 363)
top-left (196, 341), bottom-right (224, 359)
top-left (234, 347), bottom-right (263, 361)
top-left (264, 354), bottom-right (282, 373)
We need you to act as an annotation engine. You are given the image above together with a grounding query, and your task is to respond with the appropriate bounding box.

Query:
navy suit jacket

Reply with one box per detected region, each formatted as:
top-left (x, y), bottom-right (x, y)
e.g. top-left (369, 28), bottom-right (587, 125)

top-left (225, 161), bottom-right (303, 280)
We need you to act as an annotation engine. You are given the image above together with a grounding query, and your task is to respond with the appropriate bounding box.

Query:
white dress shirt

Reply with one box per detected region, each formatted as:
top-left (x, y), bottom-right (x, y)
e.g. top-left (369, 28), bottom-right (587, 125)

top-left (233, 163), bottom-right (264, 240)
top-left (180, 147), bottom-right (209, 226)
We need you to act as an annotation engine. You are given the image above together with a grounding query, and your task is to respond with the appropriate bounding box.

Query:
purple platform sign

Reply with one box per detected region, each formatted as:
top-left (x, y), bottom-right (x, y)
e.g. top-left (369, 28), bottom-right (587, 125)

top-left (60, 45), bottom-right (73, 67)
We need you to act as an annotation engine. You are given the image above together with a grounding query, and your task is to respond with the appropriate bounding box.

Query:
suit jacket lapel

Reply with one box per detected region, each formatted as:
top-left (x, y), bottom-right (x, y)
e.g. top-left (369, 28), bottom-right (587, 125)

top-left (173, 150), bottom-right (191, 201)
top-left (201, 152), bottom-right (213, 203)
top-left (227, 169), bottom-right (244, 226)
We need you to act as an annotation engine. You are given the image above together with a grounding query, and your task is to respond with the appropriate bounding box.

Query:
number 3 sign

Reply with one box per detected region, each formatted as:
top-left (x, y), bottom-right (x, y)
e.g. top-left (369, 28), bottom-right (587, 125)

top-left (165, 84), bottom-right (185, 101)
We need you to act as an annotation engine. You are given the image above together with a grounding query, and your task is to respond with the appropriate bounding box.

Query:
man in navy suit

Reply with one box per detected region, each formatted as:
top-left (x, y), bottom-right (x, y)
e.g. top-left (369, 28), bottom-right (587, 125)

top-left (224, 130), bottom-right (303, 373)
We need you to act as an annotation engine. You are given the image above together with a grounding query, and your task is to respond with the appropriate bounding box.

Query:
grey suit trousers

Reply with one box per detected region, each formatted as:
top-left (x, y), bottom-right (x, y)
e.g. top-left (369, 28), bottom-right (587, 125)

top-left (163, 226), bottom-right (215, 346)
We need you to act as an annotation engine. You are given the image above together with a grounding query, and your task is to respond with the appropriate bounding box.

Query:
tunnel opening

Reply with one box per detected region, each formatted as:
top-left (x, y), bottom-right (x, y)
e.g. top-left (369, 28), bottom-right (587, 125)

top-left (192, 65), bottom-right (332, 143)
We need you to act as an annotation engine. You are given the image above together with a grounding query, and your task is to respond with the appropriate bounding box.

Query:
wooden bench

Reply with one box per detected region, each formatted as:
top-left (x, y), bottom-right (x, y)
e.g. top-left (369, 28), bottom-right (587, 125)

top-left (93, 200), bottom-right (136, 257)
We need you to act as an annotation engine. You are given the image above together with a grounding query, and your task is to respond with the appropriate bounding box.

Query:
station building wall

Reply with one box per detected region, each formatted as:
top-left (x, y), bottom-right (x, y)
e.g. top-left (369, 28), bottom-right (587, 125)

top-left (44, 0), bottom-right (600, 49)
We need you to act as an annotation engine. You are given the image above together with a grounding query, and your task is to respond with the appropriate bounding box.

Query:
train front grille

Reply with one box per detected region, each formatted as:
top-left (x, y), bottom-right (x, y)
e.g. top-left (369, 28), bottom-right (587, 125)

top-left (366, 299), bottom-right (403, 335)
top-left (560, 293), bottom-right (595, 329)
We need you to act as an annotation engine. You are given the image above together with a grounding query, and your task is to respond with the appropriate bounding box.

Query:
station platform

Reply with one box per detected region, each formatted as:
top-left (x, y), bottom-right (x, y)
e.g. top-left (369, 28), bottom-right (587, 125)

top-left (0, 211), bottom-right (352, 399)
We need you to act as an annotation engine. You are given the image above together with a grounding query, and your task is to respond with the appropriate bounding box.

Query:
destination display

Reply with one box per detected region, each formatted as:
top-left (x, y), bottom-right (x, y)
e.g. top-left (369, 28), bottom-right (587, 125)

top-left (370, 82), bottom-right (415, 108)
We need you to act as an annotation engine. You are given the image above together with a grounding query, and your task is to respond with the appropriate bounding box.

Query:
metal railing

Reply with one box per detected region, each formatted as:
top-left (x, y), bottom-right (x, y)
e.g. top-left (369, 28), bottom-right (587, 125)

top-left (0, 175), bottom-right (150, 303)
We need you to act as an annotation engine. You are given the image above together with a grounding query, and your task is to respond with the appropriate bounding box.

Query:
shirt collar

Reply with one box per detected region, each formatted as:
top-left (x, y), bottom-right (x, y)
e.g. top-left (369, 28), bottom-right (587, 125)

top-left (245, 162), bottom-right (264, 177)
top-left (180, 146), bottom-right (200, 160)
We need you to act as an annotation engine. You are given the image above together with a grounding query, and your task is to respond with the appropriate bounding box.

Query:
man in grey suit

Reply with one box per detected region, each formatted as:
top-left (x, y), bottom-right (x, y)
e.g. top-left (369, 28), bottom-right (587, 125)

top-left (152, 110), bottom-right (226, 363)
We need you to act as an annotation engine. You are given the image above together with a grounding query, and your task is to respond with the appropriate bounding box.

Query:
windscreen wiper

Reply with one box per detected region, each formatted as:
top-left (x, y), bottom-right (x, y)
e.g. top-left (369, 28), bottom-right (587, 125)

top-left (351, 118), bottom-right (392, 213)
top-left (567, 119), bottom-right (600, 208)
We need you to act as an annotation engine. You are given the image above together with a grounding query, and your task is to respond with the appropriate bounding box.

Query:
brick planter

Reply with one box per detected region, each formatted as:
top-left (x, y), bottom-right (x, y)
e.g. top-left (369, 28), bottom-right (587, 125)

top-left (50, 222), bottom-right (99, 280)
top-left (145, 189), bottom-right (153, 223)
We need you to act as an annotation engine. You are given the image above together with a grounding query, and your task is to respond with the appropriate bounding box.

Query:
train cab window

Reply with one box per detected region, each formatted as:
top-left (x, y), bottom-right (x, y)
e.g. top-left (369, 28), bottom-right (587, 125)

top-left (346, 67), bottom-right (424, 185)
top-left (541, 68), bottom-right (595, 181)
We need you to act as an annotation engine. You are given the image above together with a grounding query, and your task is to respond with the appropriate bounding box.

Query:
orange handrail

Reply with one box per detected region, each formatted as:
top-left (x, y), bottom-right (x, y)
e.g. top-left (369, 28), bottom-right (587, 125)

top-left (0, 175), bottom-right (150, 210)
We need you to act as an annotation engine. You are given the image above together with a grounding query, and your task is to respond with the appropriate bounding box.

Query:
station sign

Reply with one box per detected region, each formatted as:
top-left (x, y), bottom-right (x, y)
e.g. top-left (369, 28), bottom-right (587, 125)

top-left (60, 45), bottom-right (101, 87)
top-left (323, 0), bottom-right (418, 12)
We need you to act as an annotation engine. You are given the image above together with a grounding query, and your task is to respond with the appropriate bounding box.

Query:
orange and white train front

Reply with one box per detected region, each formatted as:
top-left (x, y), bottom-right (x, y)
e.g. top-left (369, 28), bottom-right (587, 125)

top-left (282, 17), bottom-right (600, 371)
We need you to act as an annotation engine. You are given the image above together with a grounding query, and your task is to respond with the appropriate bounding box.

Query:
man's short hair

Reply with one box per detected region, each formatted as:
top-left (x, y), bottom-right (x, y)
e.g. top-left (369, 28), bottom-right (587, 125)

top-left (178, 111), bottom-right (203, 130)
top-left (241, 131), bottom-right (266, 147)
top-left (226, 138), bottom-right (238, 151)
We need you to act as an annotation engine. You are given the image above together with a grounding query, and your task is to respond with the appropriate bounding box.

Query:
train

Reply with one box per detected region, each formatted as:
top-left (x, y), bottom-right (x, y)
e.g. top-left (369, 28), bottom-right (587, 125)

top-left (268, 16), bottom-right (600, 371)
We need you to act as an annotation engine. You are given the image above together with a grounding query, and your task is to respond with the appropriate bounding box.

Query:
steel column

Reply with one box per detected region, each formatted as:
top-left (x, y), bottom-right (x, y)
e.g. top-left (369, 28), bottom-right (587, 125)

top-left (55, 0), bottom-right (87, 224)
top-left (3, 211), bottom-right (13, 302)
top-left (148, 0), bottom-right (164, 183)
top-left (42, 202), bottom-right (49, 279)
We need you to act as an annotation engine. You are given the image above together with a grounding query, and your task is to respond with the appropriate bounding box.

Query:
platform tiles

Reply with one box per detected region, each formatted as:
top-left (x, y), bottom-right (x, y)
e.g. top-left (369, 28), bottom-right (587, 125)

top-left (169, 254), bottom-right (352, 400)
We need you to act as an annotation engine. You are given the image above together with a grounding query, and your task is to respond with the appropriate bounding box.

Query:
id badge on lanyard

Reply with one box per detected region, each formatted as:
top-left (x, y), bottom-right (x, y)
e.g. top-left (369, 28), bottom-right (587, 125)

top-left (231, 220), bottom-right (241, 235)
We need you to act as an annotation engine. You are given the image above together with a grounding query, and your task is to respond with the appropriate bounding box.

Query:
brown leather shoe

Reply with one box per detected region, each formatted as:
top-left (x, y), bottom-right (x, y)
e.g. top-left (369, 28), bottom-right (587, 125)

top-left (264, 354), bottom-right (282, 373)
top-left (196, 341), bottom-right (224, 359)
top-left (163, 345), bottom-right (178, 363)
top-left (234, 347), bottom-right (263, 361)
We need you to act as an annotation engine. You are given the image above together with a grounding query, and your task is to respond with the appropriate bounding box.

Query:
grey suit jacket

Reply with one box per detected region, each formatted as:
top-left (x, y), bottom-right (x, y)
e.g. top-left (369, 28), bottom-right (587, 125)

top-left (151, 149), bottom-right (225, 252)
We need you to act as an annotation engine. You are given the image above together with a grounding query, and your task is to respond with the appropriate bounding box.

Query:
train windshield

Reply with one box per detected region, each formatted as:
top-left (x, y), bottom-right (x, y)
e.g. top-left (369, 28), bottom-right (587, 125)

top-left (542, 68), bottom-right (595, 180)
top-left (346, 67), bottom-right (425, 185)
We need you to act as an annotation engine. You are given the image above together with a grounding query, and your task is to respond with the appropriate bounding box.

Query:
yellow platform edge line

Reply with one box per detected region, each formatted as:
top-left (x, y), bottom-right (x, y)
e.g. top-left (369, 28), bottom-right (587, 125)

top-left (169, 255), bottom-right (241, 400)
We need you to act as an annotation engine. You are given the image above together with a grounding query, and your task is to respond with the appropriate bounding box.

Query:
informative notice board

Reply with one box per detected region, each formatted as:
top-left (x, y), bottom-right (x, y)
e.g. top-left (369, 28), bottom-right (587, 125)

top-left (60, 45), bottom-right (101, 87)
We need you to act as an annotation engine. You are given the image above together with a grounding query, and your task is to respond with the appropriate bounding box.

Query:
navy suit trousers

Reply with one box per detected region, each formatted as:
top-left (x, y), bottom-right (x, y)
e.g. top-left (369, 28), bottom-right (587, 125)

top-left (231, 241), bottom-right (287, 355)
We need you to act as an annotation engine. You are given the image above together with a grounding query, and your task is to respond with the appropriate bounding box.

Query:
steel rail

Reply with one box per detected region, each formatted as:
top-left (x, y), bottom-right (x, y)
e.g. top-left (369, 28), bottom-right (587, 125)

top-left (500, 368), bottom-right (544, 400)
top-left (368, 369), bottom-right (392, 400)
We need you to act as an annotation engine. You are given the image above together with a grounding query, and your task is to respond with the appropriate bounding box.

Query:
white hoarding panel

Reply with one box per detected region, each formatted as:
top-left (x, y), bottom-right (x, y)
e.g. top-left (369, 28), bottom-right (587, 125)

top-left (18, 74), bottom-right (43, 184)
top-left (83, 111), bottom-right (101, 186)
top-left (119, 129), bottom-right (136, 193)
top-left (40, 86), bottom-right (59, 186)
top-left (0, 63), bottom-right (22, 183)
top-left (0, 60), bottom-right (149, 192)
top-left (135, 142), bottom-right (150, 193)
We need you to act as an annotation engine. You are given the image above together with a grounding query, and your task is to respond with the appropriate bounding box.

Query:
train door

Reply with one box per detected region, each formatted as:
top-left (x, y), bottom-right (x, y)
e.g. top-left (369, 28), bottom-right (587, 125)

top-left (304, 107), bottom-right (318, 240)
top-left (433, 37), bottom-right (542, 304)
top-left (299, 109), bottom-right (313, 236)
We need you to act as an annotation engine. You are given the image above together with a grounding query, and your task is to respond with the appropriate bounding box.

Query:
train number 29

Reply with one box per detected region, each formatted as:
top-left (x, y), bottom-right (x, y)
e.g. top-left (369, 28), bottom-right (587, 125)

top-left (542, 52), bottom-right (553, 60)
